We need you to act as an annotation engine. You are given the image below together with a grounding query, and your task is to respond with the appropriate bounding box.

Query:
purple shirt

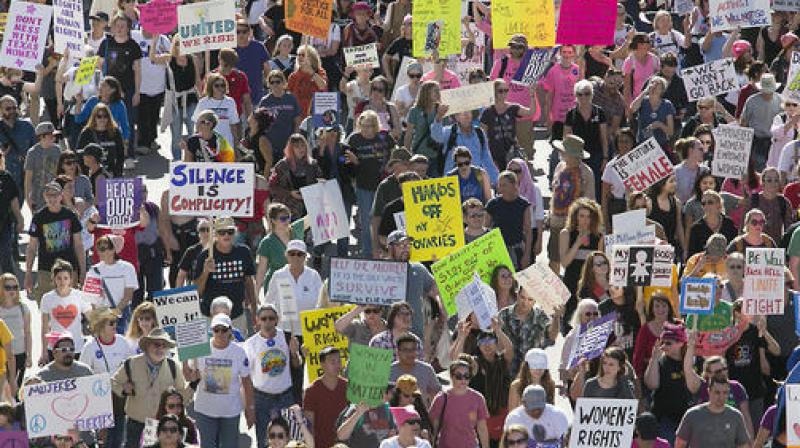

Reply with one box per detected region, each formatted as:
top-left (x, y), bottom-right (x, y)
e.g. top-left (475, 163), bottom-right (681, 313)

top-left (697, 379), bottom-right (749, 407)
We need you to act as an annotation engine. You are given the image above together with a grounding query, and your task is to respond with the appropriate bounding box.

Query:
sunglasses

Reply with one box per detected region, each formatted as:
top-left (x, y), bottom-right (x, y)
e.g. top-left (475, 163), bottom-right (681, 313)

top-left (510, 44), bottom-right (526, 50)
top-left (750, 219), bottom-right (766, 226)
top-left (496, 88), bottom-right (509, 93)
top-left (64, 160), bottom-right (77, 165)
top-left (468, 211), bottom-right (485, 219)
top-left (4, 284), bottom-right (19, 291)
top-left (160, 426), bottom-right (180, 434)
top-left (277, 215), bottom-right (291, 222)
top-left (260, 315), bottom-right (278, 321)
top-left (408, 73), bottom-right (422, 79)
top-left (456, 161), bottom-right (471, 167)
top-left (364, 308), bottom-right (381, 314)
top-left (269, 79), bottom-right (283, 85)
top-left (212, 326), bottom-right (230, 333)
top-left (198, 120), bottom-right (213, 126)
top-left (151, 341), bottom-right (168, 349)
top-left (166, 403), bottom-right (183, 410)
top-left (287, 251), bottom-right (305, 257)
top-left (96, 114), bottom-right (109, 118)
top-left (53, 346), bottom-right (75, 353)
top-left (198, 227), bottom-right (210, 233)
top-left (452, 372), bottom-right (472, 380)
top-left (268, 432), bottom-right (286, 440)
top-left (216, 229), bottom-right (235, 236)
top-left (728, 264), bottom-right (743, 269)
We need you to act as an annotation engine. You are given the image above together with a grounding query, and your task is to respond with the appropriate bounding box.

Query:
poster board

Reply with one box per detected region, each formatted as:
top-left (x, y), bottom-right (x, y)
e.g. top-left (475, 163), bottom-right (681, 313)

top-left (567, 312), bottom-right (617, 369)
top-left (169, 162), bottom-right (255, 217)
top-left (301, 179), bottom-right (350, 246)
top-left (329, 258), bottom-right (408, 306)
top-left (787, 384), bottom-right (800, 448)
top-left (492, 0), bottom-right (555, 48)
top-left (23, 374), bottom-right (114, 438)
top-left (284, 0), bottom-right (333, 39)
top-left (0, 1), bottom-right (53, 72)
top-left (569, 398), bottom-right (637, 448)
top-left (152, 286), bottom-right (203, 327)
top-left (139, 0), bottom-right (179, 35)
top-left (97, 177), bottom-right (143, 229)
top-left (402, 176), bottom-right (465, 262)
top-left (175, 319), bottom-right (211, 361)
top-left (610, 245), bottom-right (674, 287)
top-left (346, 344), bottom-right (393, 407)
top-left (515, 262), bottom-right (570, 315)
top-left (454, 273), bottom-right (498, 330)
top-left (712, 124), bottom-right (754, 179)
top-left (343, 43), bottom-right (379, 69)
top-left (608, 137), bottom-right (674, 191)
top-left (412, 0), bottom-right (461, 57)
top-left (680, 277), bottom-right (716, 315)
top-left (439, 82), bottom-right (495, 116)
top-left (709, 0), bottom-right (770, 31)
top-left (177, 0), bottom-right (236, 54)
top-left (512, 48), bottom-right (558, 87)
top-left (556, 0), bottom-right (616, 45)
top-left (743, 248), bottom-right (785, 315)
top-left (681, 58), bottom-right (739, 102)
top-left (300, 305), bottom-right (354, 381)
top-left (53, 0), bottom-right (85, 56)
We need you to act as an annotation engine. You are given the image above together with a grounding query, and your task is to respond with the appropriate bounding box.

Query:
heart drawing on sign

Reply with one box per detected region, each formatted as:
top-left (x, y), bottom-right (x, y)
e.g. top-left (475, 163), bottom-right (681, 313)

top-left (52, 393), bottom-right (89, 421)
top-left (794, 422), bottom-right (800, 439)
top-left (53, 304), bottom-right (78, 329)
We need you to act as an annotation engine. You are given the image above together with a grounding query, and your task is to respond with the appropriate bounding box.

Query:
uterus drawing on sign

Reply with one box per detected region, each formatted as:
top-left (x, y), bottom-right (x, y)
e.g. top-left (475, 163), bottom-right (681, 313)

top-left (432, 215), bottom-right (455, 234)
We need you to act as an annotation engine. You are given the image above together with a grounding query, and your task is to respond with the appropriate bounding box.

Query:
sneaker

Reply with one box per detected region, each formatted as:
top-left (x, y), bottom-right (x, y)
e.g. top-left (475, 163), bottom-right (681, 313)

top-left (123, 158), bottom-right (137, 170)
top-left (134, 146), bottom-right (151, 155)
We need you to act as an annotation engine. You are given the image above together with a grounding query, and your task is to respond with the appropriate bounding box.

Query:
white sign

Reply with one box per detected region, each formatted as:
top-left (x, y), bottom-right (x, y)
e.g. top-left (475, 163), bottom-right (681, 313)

top-left (709, 0), bottom-right (770, 31)
top-left (611, 244), bottom-right (674, 287)
top-left (743, 248), bottom-right (785, 315)
top-left (168, 162), bottom-right (255, 217)
top-left (177, 0), bottom-right (236, 54)
top-left (329, 257), bottom-right (408, 305)
top-left (712, 124), bottom-right (754, 179)
top-left (439, 81), bottom-right (495, 115)
top-left (277, 278), bottom-right (301, 334)
top-left (774, 0), bottom-right (800, 11)
top-left (612, 209), bottom-right (646, 235)
top-left (24, 374), bottom-right (114, 438)
top-left (681, 58), bottom-right (739, 102)
top-left (786, 52), bottom-right (800, 101)
top-left (515, 262), bottom-right (570, 315)
top-left (343, 43), bottom-right (380, 69)
top-left (454, 273), bottom-right (498, 330)
top-left (569, 398), bottom-right (637, 448)
top-left (787, 384), bottom-right (800, 447)
top-left (0, 1), bottom-right (53, 72)
top-left (300, 180), bottom-right (350, 246)
top-left (394, 211), bottom-right (406, 232)
top-left (53, 0), bottom-right (85, 56)
top-left (604, 225), bottom-right (657, 258)
top-left (152, 286), bottom-right (203, 327)
top-left (608, 137), bottom-right (674, 191)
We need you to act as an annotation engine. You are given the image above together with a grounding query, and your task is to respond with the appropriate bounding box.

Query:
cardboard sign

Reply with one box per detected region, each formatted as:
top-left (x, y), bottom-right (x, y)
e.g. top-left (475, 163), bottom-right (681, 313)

top-left (0, 1), bottom-right (53, 72)
top-left (454, 273), bottom-right (498, 330)
top-left (608, 137), bottom-right (674, 192)
top-left (492, 0), bottom-right (555, 48)
top-left (346, 344), bottom-right (393, 407)
top-left (175, 319), bottom-right (211, 361)
top-left (709, 0), bottom-right (769, 31)
top-left (681, 58), bottom-right (738, 102)
top-left (300, 305), bottom-right (354, 381)
top-left (312, 92), bottom-right (339, 128)
top-left (743, 248), bottom-right (785, 315)
top-left (788, 384), bottom-right (800, 448)
top-left (610, 245), bottom-right (674, 287)
top-left (569, 398), bottom-right (637, 448)
top-left (402, 176), bottom-right (465, 262)
top-left (24, 374), bottom-right (114, 438)
top-left (276, 278), bottom-right (301, 334)
top-left (774, 0), bottom-right (800, 11)
top-left (139, 0), bottom-right (179, 35)
top-left (53, 0), bottom-right (85, 56)
top-left (680, 277), bottom-right (716, 315)
top-left (515, 262), bottom-right (570, 315)
top-left (604, 226), bottom-right (657, 257)
top-left (141, 418), bottom-right (159, 447)
top-left (692, 316), bottom-right (748, 357)
top-left (512, 48), bottom-right (557, 87)
top-left (439, 81), bottom-right (496, 115)
top-left (433, 229), bottom-right (514, 315)
top-left (712, 125), bottom-right (754, 179)
top-left (556, 0), bottom-right (616, 45)
top-left (567, 312), bottom-right (617, 369)
top-left (301, 179), bottom-right (350, 246)
top-left (343, 43), bottom-right (379, 69)
top-left (74, 56), bottom-right (99, 86)
top-left (177, 0), bottom-right (236, 54)
top-left (96, 177), bottom-right (143, 229)
top-left (285, 0), bottom-right (333, 39)
top-left (412, 0), bottom-right (461, 57)
top-left (152, 286), bottom-right (203, 327)
top-left (169, 162), bottom-right (254, 217)
top-left (786, 52), bottom-right (800, 103)
top-left (329, 258), bottom-right (408, 306)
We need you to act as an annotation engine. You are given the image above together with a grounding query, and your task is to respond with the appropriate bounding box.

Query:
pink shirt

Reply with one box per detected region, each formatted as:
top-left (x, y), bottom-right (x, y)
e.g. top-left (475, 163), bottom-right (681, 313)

top-left (489, 53), bottom-right (541, 122)
top-left (540, 63), bottom-right (580, 123)
top-left (623, 53), bottom-right (660, 100)
top-left (422, 69), bottom-right (462, 90)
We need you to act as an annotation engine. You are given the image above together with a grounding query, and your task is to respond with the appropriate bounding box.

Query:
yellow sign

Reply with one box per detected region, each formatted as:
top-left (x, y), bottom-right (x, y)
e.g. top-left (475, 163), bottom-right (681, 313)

top-left (412, 0), bottom-right (461, 57)
top-left (285, 0), bottom-right (333, 40)
top-left (0, 13), bottom-right (7, 34)
top-left (300, 305), bottom-right (353, 382)
top-left (74, 56), bottom-right (99, 86)
top-left (491, 0), bottom-right (555, 48)
top-left (402, 176), bottom-right (464, 262)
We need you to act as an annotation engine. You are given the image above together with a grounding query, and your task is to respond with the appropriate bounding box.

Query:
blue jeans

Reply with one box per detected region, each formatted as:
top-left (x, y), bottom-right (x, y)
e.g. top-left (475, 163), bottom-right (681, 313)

top-left (124, 94), bottom-right (136, 157)
top-left (254, 389), bottom-right (294, 448)
top-left (171, 101), bottom-right (197, 161)
top-left (104, 412), bottom-right (126, 448)
top-left (195, 412), bottom-right (240, 448)
top-left (658, 415), bottom-right (679, 446)
top-left (355, 187), bottom-right (375, 256)
top-left (125, 418), bottom-right (145, 448)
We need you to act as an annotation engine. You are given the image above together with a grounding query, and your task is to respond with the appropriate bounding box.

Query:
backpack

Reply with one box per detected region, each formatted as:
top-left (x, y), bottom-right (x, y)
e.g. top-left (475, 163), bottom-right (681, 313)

top-left (123, 356), bottom-right (177, 392)
top-left (445, 123), bottom-right (487, 159)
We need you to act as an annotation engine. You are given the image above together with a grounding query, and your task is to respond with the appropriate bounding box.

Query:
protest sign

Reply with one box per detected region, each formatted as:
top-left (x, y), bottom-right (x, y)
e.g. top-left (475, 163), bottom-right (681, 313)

top-left (795, 292), bottom-right (800, 336)
top-left (177, 0), bottom-right (235, 54)
top-left (175, 319), bottom-right (211, 361)
top-left (96, 177), bottom-right (143, 228)
top-left (674, 0), bottom-right (694, 14)
top-left (492, 0), bottom-right (555, 48)
top-left (74, 56), bottom-right (98, 86)
top-left (612, 209), bottom-right (646, 235)
top-left (557, 0), bottom-right (616, 45)
top-left (142, 418), bottom-right (159, 447)
top-left (680, 277), bottom-right (716, 315)
top-left (433, 229), bottom-right (514, 315)
top-left (301, 179), bottom-right (350, 246)
top-left (775, 0), bottom-right (800, 11)
top-left (686, 299), bottom-right (732, 332)
top-left (454, 273), bottom-right (498, 330)
top-left (0, 1), bottom-right (53, 72)
top-left (604, 226), bottom-right (657, 257)
top-left (693, 321), bottom-right (747, 356)
top-left (681, 58), bottom-right (739, 101)
top-left (394, 212), bottom-right (406, 232)
top-left (152, 286), bottom-right (203, 327)
top-left (139, 0), bottom-right (178, 35)
top-left (343, 43), bottom-right (379, 69)
top-left (709, 0), bottom-right (769, 31)
top-left (169, 162), bottom-right (254, 217)
top-left (610, 245), bottom-right (674, 287)
top-left (743, 248), bottom-right (785, 315)
top-left (786, 52), bottom-right (800, 103)
top-left (608, 137), bottom-right (674, 191)
top-left (81, 276), bottom-right (103, 305)
top-left (24, 374), bottom-right (113, 438)
top-left (0, 13), bottom-right (8, 34)
top-left (515, 262), bottom-right (570, 315)
top-left (53, 0), bottom-right (85, 56)
top-left (412, 0), bottom-right (460, 57)
top-left (402, 176), bottom-right (464, 261)
top-left (312, 92), bottom-right (339, 128)
top-left (0, 432), bottom-right (28, 447)
top-left (567, 312), bottom-right (617, 368)
top-left (512, 48), bottom-right (558, 87)
top-left (346, 344), bottom-right (393, 407)
top-left (301, 305), bottom-right (354, 381)
top-left (712, 124), bottom-right (754, 179)
top-left (285, 0), bottom-right (333, 39)
top-left (329, 258), bottom-right (408, 306)
top-left (569, 398), bottom-right (637, 448)
top-left (439, 82), bottom-right (495, 116)
top-left (788, 384), bottom-right (800, 448)
top-left (276, 278), bottom-right (301, 334)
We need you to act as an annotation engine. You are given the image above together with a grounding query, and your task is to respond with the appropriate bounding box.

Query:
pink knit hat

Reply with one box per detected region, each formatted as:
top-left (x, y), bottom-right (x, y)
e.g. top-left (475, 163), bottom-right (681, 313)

top-left (389, 405), bottom-right (420, 427)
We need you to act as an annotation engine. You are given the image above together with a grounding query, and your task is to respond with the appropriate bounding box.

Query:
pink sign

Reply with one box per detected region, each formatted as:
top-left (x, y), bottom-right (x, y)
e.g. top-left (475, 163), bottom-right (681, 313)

top-left (556, 0), bottom-right (616, 45)
top-left (139, 0), bottom-right (178, 35)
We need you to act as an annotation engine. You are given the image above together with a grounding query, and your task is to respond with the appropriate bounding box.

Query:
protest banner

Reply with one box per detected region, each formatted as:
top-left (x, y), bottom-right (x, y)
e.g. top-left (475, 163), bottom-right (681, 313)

top-left (674, 0), bottom-right (694, 14)
top-left (556, 0), bottom-right (616, 45)
top-left (343, 43), bottom-right (379, 69)
top-left (0, 1), bottom-right (53, 72)
top-left (168, 162), bottom-right (254, 217)
top-left (0, 432), bottom-right (28, 447)
top-left (492, 0), bottom-right (555, 48)
top-left (301, 305), bottom-right (354, 381)
top-left (74, 56), bottom-right (98, 86)
top-left (402, 176), bottom-right (464, 261)
top-left (786, 52), bottom-right (800, 103)
top-left (567, 312), bottom-right (617, 368)
top-left (680, 277), bottom-right (716, 315)
top-left (81, 276), bottom-right (103, 305)
top-left (686, 299), bottom-right (732, 332)
top-left (569, 398), bottom-right (637, 448)
top-left (439, 82), bottom-right (496, 116)
top-left (412, 0), bottom-right (460, 57)
top-left (152, 286), bottom-right (203, 327)
top-left (141, 418), bottom-right (159, 447)
top-left (693, 320), bottom-right (747, 356)
top-left (788, 384), bottom-right (800, 448)
top-left (174, 319), bottom-right (211, 361)
top-left (285, 0), bottom-right (333, 39)
top-left (53, 0), bottom-right (85, 56)
top-left (515, 262), bottom-right (570, 315)
top-left (139, 0), bottom-right (178, 35)
top-left (512, 48), bottom-right (558, 87)
top-left (346, 344), bottom-right (393, 407)
top-left (681, 58), bottom-right (739, 101)
top-left (743, 248), bottom-right (785, 315)
top-left (301, 179), bottom-right (350, 246)
top-left (96, 177), bottom-right (143, 228)
top-left (24, 374), bottom-right (113, 438)
top-left (275, 278), bottom-right (301, 334)
top-left (610, 245), bottom-right (674, 287)
top-left (712, 124), bottom-right (754, 178)
top-left (709, 0), bottom-right (769, 31)
top-left (177, 0), bottom-right (235, 55)
top-left (454, 273), bottom-right (498, 330)
top-left (312, 92), bottom-right (339, 128)
top-left (604, 226), bottom-right (657, 257)
top-left (608, 137), bottom-right (674, 191)
top-left (433, 229), bottom-right (514, 315)
top-left (329, 257), bottom-right (408, 306)
top-left (774, 0), bottom-right (800, 11)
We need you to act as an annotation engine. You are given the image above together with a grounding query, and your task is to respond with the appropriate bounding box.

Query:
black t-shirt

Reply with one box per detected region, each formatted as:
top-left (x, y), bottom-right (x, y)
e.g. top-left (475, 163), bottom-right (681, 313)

top-left (598, 296), bottom-right (641, 359)
top-left (0, 170), bottom-right (19, 229)
top-left (192, 244), bottom-right (255, 318)
top-left (378, 197), bottom-right (404, 238)
top-left (179, 242), bottom-right (205, 275)
top-left (30, 206), bottom-right (83, 273)
top-left (479, 104), bottom-right (521, 169)
top-left (98, 37), bottom-right (143, 98)
top-left (485, 195), bottom-right (530, 247)
top-left (385, 37), bottom-right (412, 79)
top-left (346, 132), bottom-right (396, 191)
top-left (652, 356), bottom-right (694, 422)
top-left (725, 323), bottom-right (767, 399)
top-left (0, 83), bottom-right (23, 105)
top-left (170, 57), bottom-right (199, 104)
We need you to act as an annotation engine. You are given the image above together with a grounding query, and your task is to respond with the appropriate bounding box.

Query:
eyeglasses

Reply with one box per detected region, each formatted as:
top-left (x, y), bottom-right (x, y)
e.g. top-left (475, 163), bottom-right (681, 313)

top-left (268, 432), bottom-right (286, 440)
top-left (576, 91), bottom-right (591, 97)
top-left (212, 326), bottom-right (230, 333)
top-left (496, 88), bottom-right (509, 93)
top-left (364, 308), bottom-right (381, 314)
top-left (506, 438), bottom-right (529, 447)
top-left (750, 219), bottom-right (766, 226)
top-left (269, 79), bottom-right (283, 85)
top-left (53, 346), bottom-right (75, 353)
top-left (468, 211), bottom-right (485, 219)
top-left (405, 419), bottom-right (422, 426)
top-left (287, 251), bottom-right (305, 257)
top-left (584, 311), bottom-right (600, 317)
top-left (216, 229), bottom-right (235, 236)
top-left (408, 73), bottom-right (422, 79)
top-left (260, 315), bottom-right (277, 321)
top-left (3, 284), bottom-right (18, 291)
top-left (701, 200), bottom-right (717, 206)
top-left (728, 264), bottom-right (743, 270)
top-left (166, 403), bottom-right (183, 410)
top-left (198, 227), bottom-right (209, 233)
top-left (96, 114), bottom-right (109, 119)
top-left (452, 372), bottom-right (472, 380)
top-left (160, 426), bottom-right (180, 434)
top-left (456, 161), bottom-right (471, 167)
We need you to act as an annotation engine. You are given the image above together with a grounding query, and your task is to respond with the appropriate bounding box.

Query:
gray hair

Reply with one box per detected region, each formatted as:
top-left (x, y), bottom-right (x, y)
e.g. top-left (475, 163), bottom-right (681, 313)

top-left (210, 296), bottom-right (233, 315)
top-left (574, 79), bottom-right (593, 96)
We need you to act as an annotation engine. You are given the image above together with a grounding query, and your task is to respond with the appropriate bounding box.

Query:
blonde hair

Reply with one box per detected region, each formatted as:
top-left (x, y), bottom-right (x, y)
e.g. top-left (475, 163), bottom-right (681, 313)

top-left (126, 302), bottom-right (158, 339)
top-left (296, 44), bottom-right (321, 73)
top-left (356, 110), bottom-right (380, 133)
top-left (204, 73), bottom-right (228, 97)
top-left (414, 81), bottom-right (440, 111)
top-left (0, 273), bottom-right (19, 305)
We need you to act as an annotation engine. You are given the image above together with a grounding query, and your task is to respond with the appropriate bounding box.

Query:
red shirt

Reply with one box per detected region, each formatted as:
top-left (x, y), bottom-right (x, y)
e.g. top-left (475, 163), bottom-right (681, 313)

top-left (287, 68), bottom-right (328, 119)
top-left (302, 376), bottom-right (348, 448)
top-left (91, 227), bottom-right (142, 271)
top-left (215, 68), bottom-right (251, 115)
top-left (785, 181), bottom-right (800, 209)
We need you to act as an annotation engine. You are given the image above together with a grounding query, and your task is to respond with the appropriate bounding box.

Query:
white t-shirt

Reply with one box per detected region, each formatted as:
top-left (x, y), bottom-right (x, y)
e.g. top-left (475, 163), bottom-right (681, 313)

top-left (778, 137), bottom-right (800, 182)
top-left (131, 31), bottom-right (171, 96)
top-left (650, 30), bottom-right (685, 58)
top-left (79, 335), bottom-right (135, 373)
top-left (264, 266), bottom-right (323, 329)
top-left (246, 0), bottom-right (268, 24)
top-left (503, 405), bottom-right (571, 442)
top-left (395, 84), bottom-right (416, 117)
top-left (85, 261), bottom-right (139, 309)
top-left (40, 289), bottom-right (92, 353)
top-left (243, 329), bottom-right (292, 394)
top-left (379, 437), bottom-right (432, 448)
top-left (193, 96), bottom-right (240, 147)
top-left (192, 341), bottom-right (251, 418)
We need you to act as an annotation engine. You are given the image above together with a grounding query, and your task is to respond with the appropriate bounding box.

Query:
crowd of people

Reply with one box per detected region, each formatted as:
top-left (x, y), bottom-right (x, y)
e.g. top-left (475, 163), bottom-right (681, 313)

top-left (5, 0), bottom-right (800, 446)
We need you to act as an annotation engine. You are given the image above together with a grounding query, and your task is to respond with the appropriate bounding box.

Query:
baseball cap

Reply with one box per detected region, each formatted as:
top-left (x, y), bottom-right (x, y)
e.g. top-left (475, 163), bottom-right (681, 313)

top-left (89, 12), bottom-right (109, 22)
top-left (521, 385), bottom-right (547, 411)
top-left (387, 230), bottom-right (411, 245)
top-left (525, 348), bottom-right (548, 370)
top-left (211, 314), bottom-right (232, 329)
top-left (43, 181), bottom-right (62, 193)
top-left (35, 121), bottom-right (57, 136)
top-left (286, 239), bottom-right (307, 254)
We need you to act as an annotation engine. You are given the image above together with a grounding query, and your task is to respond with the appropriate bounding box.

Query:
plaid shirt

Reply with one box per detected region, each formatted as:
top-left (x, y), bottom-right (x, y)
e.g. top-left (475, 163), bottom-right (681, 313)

top-left (499, 304), bottom-right (554, 375)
